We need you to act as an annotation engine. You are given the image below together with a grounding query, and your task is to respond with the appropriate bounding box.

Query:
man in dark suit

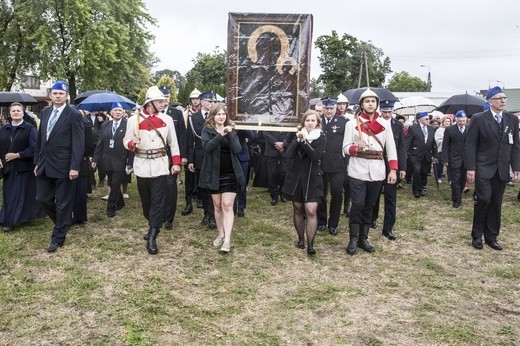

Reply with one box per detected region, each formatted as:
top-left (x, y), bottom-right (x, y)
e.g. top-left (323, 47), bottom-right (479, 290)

top-left (187, 91), bottom-right (216, 228)
top-left (405, 112), bottom-right (437, 198)
top-left (85, 111), bottom-right (107, 189)
top-left (317, 96), bottom-right (347, 235)
top-left (443, 110), bottom-right (468, 208)
top-left (92, 102), bottom-right (133, 218)
top-left (371, 100), bottom-right (406, 240)
top-left (465, 86), bottom-right (520, 250)
top-left (34, 80), bottom-right (85, 252)
top-left (159, 86), bottom-right (187, 229)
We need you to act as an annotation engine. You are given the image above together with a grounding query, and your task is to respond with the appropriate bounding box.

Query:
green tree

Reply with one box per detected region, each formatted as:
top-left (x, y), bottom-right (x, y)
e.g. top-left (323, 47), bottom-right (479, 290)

top-left (185, 47), bottom-right (226, 98)
top-left (153, 69), bottom-right (185, 89)
top-left (28, 0), bottom-right (156, 99)
top-left (309, 77), bottom-right (325, 98)
top-left (314, 31), bottom-right (392, 95)
top-left (387, 71), bottom-right (428, 92)
top-left (0, 0), bottom-right (41, 91)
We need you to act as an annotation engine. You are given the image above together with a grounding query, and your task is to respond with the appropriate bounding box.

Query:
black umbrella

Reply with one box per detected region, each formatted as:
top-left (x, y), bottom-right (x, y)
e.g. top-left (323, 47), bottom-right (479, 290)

top-left (0, 92), bottom-right (38, 107)
top-left (73, 89), bottom-right (113, 105)
top-left (343, 87), bottom-right (398, 105)
top-left (435, 93), bottom-right (486, 116)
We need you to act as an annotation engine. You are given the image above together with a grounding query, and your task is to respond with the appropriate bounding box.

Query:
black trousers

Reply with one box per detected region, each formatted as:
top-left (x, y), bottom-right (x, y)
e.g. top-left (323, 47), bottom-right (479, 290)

top-left (349, 177), bottom-right (383, 225)
top-left (106, 170), bottom-right (125, 214)
top-left (266, 157), bottom-right (289, 199)
top-left (196, 168), bottom-right (214, 217)
top-left (36, 175), bottom-right (76, 245)
top-left (471, 171), bottom-right (506, 241)
top-left (411, 158), bottom-right (430, 195)
top-left (236, 159), bottom-right (249, 210)
top-left (137, 175), bottom-right (167, 229)
top-left (318, 171), bottom-right (344, 228)
top-left (73, 175), bottom-right (89, 223)
top-left (448, 165), bottom-right (467, 204)
top-left (164, 173), bottom-right (178, 223)
top-left (372, 178), bottom-right (398, 232)
top-left (184, 165), bottom-right (196, 204)
top-left (343, 169), bottom-right (351, 212)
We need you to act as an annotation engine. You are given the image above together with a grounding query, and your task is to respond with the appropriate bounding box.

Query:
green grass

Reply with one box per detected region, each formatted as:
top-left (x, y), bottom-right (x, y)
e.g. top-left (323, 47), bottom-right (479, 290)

top-left (0, 177), bottom-right (519, 345)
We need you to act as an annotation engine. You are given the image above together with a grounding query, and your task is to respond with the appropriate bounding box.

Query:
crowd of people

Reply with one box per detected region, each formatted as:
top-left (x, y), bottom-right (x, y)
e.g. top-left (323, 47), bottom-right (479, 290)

top-left (1, 82), bottom-right (519, 256)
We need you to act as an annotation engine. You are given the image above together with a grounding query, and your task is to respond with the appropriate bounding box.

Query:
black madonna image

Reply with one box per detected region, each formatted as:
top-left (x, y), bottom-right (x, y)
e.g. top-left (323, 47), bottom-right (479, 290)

top-left (227, 13), bottom-right (312, 127)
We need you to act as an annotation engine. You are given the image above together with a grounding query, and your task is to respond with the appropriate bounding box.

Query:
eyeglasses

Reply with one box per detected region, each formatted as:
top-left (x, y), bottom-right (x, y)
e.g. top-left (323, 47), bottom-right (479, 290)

top-left (490, 97), bottom-right (507, 101)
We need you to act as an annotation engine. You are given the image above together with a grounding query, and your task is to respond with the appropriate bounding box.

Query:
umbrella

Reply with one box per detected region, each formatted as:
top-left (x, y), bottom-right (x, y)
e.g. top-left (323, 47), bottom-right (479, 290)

top-left (0, 92), bottom-right (38, 107)
top-left (343, 87), bottom-right (398, 105)
top-left (78, 92), bottom-right (136, 112)
top-left (435, 93), bottom-right (486, 117)
top-left (73, 89), bottom-right (113, 105)
top-left (394, 96), bottom-right (436, 116)
top-left (309, 97), bottom-right (321, 106)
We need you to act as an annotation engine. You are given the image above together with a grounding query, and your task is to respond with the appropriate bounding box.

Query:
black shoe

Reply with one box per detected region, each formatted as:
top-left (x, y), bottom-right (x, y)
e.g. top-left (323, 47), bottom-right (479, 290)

top-left (452, 201), bottom-right (461, 208)
top-left (280, 195), bottom-right (287, 202)
top-left (370, 221), bottom-right (377, 229)
top-left (382, 230), bottom-right (396, 240)
top-left (343, 206), bottom-right (350, 217)
top-left (147, 228), bottom-right (159, 255)
top-left (200, 215), bottom-right (209, 226)
top-left (414, 194), bottom-right (421, 198)
top-left (485, 239), bottom-right (503, 251)
top-left (329, 227), bottom-right (337, 236)
top-left (307, 248), bottom-right (316, 255)
top-left (98, 180), bottom-right (105, 187)
top-left (208, 217), bottom-right (217, 229)
top-left (237, 208), bottom-right (245, 217)
top-left (164, 221), bottom-right (173, 229)
top-left (181, 204), bottom-right (193, 216)
top-left (107, 211), bottom-right (115, 218)
top-left (2, 226), bottom-right (12, 232)
top-left (270, 198), bottom-right (278, 206)
top-left (472, 238), bottom-right (483, 250)
top-left (196, 199), bottom-right (203, 208)
top-left (47, 243), bottom-right (61, 253)
top-left (317, 225), bottom-right (326, 232)
top-left (295, 241), bottom-right (305, 249)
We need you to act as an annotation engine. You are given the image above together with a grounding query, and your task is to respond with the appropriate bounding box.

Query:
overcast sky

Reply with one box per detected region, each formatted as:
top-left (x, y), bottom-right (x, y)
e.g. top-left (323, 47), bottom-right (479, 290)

top-left (144, 0), bottom-right (520, 94)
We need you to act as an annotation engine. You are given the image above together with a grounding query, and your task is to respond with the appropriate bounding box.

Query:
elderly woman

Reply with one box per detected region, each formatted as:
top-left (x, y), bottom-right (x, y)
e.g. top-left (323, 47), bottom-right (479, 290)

top-left (199, 103), bottom-right (245, 253)
top-left (0, 102), bottom-right (45, 231)
top-left (282, 110), bottom-right (326, 255)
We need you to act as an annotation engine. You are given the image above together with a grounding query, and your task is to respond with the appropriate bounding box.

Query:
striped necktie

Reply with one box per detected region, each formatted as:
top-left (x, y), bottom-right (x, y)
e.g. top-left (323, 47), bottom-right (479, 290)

top-left (47, 109), bottom-right (59, 139)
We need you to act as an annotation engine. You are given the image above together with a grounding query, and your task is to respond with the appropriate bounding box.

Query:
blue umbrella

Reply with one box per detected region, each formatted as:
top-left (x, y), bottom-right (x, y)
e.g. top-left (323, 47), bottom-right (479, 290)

top-left (78, 92), bottom-right (136, 112)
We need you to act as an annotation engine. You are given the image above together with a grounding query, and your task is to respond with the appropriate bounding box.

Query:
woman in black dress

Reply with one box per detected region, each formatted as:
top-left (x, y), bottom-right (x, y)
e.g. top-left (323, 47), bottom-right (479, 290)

top-left (282, 110), bottom-right (326, 255)
top-left (0, 102), bottom-right (45, 231)
top-left (198, 104), bottom-right (245, 253)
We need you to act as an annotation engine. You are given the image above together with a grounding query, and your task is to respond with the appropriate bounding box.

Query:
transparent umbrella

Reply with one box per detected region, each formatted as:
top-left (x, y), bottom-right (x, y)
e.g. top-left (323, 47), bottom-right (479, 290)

top-left (394, 96), bottom-right (436, 116)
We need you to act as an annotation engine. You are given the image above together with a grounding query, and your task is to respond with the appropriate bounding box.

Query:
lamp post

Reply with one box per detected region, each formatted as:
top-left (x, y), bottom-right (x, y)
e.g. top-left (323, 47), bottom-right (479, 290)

top-left (420, 65), bottom-right (432, 92)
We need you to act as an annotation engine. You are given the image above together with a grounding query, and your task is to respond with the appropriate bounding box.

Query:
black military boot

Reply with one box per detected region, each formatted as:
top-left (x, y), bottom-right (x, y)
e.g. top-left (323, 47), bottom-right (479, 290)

top-left (346, 223), bottom-right (360, 255)
top-left (146, 228), bottom-right (160, 254)
top-left (358, 224), bottom-right (375, 253)
top-left (144, 227), bottom-right (160, 241)
top-left (181, 202), bottom-right (193, 216)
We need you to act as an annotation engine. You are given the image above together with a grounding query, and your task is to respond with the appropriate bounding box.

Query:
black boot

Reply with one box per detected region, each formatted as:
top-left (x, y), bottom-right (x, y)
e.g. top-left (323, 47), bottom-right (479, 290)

top-left (358, 224), bottom-right (375, 253)
top-left (181, 202), bottom-right (193, 216)
top-left (346, 223), bottom-right (360, 255)
top-left (144, 227), bottom-right (160, 241)
top-left (147, 227), bottom-right (160, 254)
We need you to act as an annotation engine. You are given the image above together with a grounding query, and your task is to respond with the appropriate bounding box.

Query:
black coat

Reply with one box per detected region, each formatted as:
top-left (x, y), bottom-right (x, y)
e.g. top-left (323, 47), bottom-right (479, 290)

top-left (321, 115), bottom-right (348, 172)
top-left (389, 119), bottom-right (406, 172)
top-left (94, 118), bottom-right (133, 172)
top-left (0, 121), bottom-right (36, 173)
top-left (405, 123), bottom-right (437, 162)
top-left (186, 110), bottom-right (206, 168)
top-left (442, 124), bottom-right (467, 169)
top-left (260, 131), bottom-right (291, 158)
top-left (464, 110), bottom-right (520, 180)
top-left (34, 105), bottom-right (85, 179)
top-left (79, 117), bottom-right (96, 178)
top-left (198, 126), bottom-right (245, 191)
top-left (282, 133), bottom-right (326, 201)
top-left (164, 106), bottom-right (187, 159)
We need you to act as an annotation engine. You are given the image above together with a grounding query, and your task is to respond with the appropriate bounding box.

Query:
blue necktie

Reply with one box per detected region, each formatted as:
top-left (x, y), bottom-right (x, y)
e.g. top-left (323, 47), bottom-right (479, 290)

top-left (47, 109), bottom-right (59, 139)
top-left (422, 125), bottom-right (428, 143)
top-left (112, 121), bottom-right (118, 136)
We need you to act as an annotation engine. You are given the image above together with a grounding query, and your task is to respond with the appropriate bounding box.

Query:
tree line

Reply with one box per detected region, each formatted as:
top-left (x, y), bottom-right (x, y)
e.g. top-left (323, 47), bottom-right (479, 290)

top-left (0, 1), bottom-right (428, 105)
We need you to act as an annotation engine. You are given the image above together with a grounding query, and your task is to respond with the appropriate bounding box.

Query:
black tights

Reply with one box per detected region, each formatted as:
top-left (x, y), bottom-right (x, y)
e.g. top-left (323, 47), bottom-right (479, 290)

top-left (292, 201), bottom-right (318, 249)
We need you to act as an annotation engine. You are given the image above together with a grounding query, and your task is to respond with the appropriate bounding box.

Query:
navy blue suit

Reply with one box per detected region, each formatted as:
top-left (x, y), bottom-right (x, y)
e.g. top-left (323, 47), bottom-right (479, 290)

top-left (34, 104), bottom-right (84, 245)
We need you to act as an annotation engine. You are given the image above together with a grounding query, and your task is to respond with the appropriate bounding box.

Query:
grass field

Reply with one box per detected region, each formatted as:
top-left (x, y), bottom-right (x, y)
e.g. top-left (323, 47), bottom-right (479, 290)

top-left (0, 176), bottom-right (519, 345)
